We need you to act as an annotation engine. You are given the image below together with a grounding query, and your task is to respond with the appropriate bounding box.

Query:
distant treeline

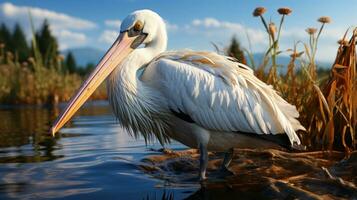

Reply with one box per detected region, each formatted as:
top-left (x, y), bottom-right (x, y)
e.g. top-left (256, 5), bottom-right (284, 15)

top-left (0, 19), bottom-right (106, 104)
top-left (0, 20), bottom-right (94, 76)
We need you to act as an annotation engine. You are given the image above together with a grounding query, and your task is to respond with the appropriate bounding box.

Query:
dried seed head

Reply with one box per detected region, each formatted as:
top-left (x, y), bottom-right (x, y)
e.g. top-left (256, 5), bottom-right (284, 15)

top-left (28, 57), bottom-right (35, 63)
top-left (0, 43), bottom-right (4, 48)
top-left (337, 39), bottom-right (349, 46)
top-left (290, 51), bottom-right (304, 58)
top-left (253, 7), bottom-right (266, 17)
top-left (318, 16), bottom-right (331, 24)
top-left (6, 51), bottom-right (13, 59)
top-left (306, 27), bottom-right (317, 35)
top-left (269, 22), bottom-right (277, 39)
top-left (22, 61), bottom-right (28, 67)
top-left (57, 55), bottom-right (65, 61)
top-left (278, 7), bottom-right (292, 15)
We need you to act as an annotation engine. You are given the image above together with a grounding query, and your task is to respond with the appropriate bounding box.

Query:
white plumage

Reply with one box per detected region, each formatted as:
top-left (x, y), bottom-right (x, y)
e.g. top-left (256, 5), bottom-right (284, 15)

top-left (51, 9), bottom-right (305, 180)
top-left (105, 10), bottom-right (305, 180)
top-left (140, 51), bottom-right (304, 145)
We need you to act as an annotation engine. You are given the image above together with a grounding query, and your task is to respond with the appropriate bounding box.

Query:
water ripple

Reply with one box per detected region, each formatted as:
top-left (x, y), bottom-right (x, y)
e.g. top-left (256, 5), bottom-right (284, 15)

top-left (0, 102), bottom-right (195, 199)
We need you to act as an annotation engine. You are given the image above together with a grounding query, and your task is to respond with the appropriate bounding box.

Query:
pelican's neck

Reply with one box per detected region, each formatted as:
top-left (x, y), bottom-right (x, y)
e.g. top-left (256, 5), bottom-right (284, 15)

top-left (107, 19), bottom-right (168, 106)
top-left (107, 24), bottom-right (170, 144)
top-left (131, 23), bottom-right (168, 70)
top-left (111, 22), bottom-right (167, 91)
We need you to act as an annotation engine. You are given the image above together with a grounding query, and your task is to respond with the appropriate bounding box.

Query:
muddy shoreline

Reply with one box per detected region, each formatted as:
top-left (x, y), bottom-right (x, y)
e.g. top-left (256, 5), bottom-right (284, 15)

top-left (140, 149), bottom-right (357, 199)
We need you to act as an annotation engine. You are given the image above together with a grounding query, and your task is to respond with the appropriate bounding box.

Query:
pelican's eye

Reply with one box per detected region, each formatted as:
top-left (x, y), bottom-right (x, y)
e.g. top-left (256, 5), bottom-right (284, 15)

top-left (128, 20), bottom-right (144, 37)
top-left (133, 21), bottom-right (143, 32)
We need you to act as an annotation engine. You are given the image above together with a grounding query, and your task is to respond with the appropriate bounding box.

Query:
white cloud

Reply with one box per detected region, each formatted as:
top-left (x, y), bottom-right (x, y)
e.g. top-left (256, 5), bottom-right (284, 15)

top-left (279, 25), bottom-right (349, 62)
top-left (315, 44), bottom-right (338, 62)
top-left (0, 2), bottom-right (96, 30)
top-left (192, 18), bottom-right (221, 27)
top-left (185, 17), bottom-right (267, 52)
top-left (164, 20), bottom-right (178, 32)
top-left (322, 27), bottom-right (348, 40)
top-left (190, 18), bottom-right (264, 40)
top-left (56, 30), bottom-right (86, 42)
top-left (104, 19), bottom-right (121, 28)
top-left (188, 17), bottom-right (346, 62)
top-left (54, 30), bottom-right (87, 50)
top-left (99, 30), bottom-right (119, 44)
top-left (281, 26), bottom-right (347, 41)
top-left (0, 2), bottom-right (96, 49)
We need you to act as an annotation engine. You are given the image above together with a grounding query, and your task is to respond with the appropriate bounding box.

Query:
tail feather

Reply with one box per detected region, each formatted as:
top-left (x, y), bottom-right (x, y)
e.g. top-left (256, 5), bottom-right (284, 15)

top-left (273, 92), bottom-right (306, 132)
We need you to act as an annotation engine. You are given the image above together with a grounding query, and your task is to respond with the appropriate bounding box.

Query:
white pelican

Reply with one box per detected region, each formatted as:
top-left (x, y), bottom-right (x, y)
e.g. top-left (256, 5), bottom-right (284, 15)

top-left (50, 9), bottom-right (305, 180)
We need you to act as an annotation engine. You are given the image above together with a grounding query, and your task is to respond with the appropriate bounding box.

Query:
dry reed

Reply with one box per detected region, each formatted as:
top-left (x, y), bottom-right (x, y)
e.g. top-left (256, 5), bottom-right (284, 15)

top-left (251, 6), bottom-right (356, 152)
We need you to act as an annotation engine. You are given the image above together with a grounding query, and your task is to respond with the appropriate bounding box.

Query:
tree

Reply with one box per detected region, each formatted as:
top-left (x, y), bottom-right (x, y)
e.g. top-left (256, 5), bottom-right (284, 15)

top-left (11, 23), bottom-right (29, 61)
top-left (34, 20), bottom-right (59, 67)
top-left (83, 62), bottom-right (95, 75)
top-left (227, 36), bottom-right (246, 64)
top-left (65, 52), bottom-right (77, 73)
top-left (0, 23), bottom-right (12, 52)
top-left (75, 62), bottom-right (95, 76)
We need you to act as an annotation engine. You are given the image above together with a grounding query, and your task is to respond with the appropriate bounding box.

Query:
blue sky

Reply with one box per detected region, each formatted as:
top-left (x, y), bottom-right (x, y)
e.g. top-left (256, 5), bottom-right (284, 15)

top-left (0, 0), bottom-right (356, 63)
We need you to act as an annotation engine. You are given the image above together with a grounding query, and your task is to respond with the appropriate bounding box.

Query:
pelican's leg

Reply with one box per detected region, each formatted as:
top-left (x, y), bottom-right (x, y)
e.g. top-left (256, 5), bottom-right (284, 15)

top-left (220, 148), bottom-right (234, 172)
top-left (199, 143), bottom-right (208, 181)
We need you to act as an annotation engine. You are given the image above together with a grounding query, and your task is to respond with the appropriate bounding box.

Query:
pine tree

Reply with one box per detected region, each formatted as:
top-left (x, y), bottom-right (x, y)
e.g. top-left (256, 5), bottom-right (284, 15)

top-left (0, 23), bottom-right (12, 52)
top-left (84, 62), bottom-right (95, 75)
top-left (11, 23), bottom-right (29, 61)
top-left (34, 20), bottom-right (59, 67)
top-left (76, 62), bottom-right (95, 76)
top-left (65, 52), bottom-right (77, 73)
top-left (227, 36), bottom-right (246, 64)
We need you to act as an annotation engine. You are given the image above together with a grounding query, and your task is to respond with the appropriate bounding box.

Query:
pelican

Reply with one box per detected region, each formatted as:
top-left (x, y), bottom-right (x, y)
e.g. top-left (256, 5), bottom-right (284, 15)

top-left (50, 9), bottom-right (305, 180)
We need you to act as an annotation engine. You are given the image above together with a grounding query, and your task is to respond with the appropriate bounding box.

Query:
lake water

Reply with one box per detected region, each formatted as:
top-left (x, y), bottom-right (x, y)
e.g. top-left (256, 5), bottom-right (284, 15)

top-left (0, 101), bottom-right (198, 200)
top-left (1, 101), bottom-right (356, 200)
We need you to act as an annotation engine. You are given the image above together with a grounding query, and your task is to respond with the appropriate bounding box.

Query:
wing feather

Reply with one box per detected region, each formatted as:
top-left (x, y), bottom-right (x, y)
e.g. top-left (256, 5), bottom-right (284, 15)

top-left (141, 51), bottom-right (305, 145)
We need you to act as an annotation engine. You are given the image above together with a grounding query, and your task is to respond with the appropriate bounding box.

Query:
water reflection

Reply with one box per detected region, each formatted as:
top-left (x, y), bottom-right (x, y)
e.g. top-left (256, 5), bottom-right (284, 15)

top-left (0, 101), bottom-right (196, 199)
top-left (1, 101), bottom-right (354, 199)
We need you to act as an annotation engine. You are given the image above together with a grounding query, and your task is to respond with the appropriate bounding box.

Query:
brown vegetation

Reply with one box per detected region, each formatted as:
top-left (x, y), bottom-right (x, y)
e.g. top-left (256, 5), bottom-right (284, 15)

top-left (250, 7), bottom-right (356, 151)
top-left (141, 148), bottom-right (357, 199)
top-left (0, 46), bottom-right (106, 105)
top-left (0, 7), bottom-right (355, 151)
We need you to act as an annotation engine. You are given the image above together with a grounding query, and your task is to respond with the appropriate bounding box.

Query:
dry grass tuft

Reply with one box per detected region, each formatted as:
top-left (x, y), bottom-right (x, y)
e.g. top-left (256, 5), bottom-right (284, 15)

top-left (309, 28), bottom-right (356, 153)
top-left (250, 7), bottom-right (356, 152)
top-left (0, 19), bottom-right (106, 105)
top-left (0, 49), bottom-right (107, 105)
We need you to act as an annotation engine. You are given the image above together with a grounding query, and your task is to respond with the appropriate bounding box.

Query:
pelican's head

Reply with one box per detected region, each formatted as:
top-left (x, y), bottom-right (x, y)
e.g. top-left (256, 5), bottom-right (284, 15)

top-left (120, 10), bottom-right (167, 47)
top-left (50, 10), bottom-right (166, 135)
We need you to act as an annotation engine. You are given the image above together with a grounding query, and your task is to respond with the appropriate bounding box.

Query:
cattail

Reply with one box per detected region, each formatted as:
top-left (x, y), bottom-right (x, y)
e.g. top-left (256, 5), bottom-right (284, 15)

top-left (253, 7), bottom-right (266, 17)
top-left (269, 22), bottom-right (277, 39)
top-left (318, 16), bottom-right (331, 24)
top-left (306, 27), bottom-right (317, 35)
top-left (277, 7), bottom-right (292, 15)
